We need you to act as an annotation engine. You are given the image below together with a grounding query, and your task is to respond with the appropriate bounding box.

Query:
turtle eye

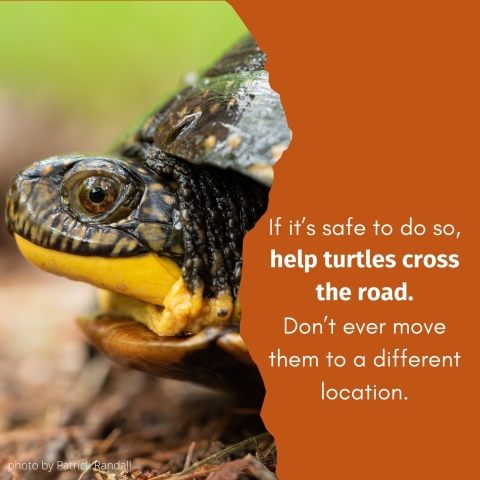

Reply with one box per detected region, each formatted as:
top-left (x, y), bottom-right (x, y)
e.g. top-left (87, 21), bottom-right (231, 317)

top-left (61, 158), bottom-right (141, 223)
top-left (78, 177), bottom-right (118, 214)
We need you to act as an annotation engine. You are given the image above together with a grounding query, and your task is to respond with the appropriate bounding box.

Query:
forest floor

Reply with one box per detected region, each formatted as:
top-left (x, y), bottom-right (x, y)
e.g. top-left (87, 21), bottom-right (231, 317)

top-left (0, 256), bottom-right (276, 480)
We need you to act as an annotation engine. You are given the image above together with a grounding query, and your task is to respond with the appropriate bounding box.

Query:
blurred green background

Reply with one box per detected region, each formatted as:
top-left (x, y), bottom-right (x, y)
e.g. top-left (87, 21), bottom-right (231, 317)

top-left (0, 1), bottom-right (246, 122)
top-left (0, 1), bottom-right (247, 246)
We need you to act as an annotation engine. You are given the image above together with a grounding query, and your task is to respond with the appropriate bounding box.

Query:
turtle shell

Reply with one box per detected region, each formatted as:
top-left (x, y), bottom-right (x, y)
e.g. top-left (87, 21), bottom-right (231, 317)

top-left (118, 35), bottom-right (291, 186)
top-left (74, 35), bottom-right (289, 399)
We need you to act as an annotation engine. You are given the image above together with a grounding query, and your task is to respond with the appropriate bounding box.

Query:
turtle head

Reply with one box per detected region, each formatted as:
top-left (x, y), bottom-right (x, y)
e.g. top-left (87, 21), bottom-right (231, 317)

top-left (6, 154), bottom-right (183, 306)
top-left (6, 154), bottom-right (245, 336)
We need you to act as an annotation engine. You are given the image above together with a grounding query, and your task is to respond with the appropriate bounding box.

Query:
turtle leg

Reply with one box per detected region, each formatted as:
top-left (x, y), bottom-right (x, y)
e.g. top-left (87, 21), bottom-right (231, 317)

top-left (140, 146), bottom-right (268, 310)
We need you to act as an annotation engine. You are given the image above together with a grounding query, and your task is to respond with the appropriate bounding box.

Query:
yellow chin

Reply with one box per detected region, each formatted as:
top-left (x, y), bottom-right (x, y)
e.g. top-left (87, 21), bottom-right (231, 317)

top-left (14, 234), bottom-right (181, 305)
top-left (15, 234), bottom-right (240, 336)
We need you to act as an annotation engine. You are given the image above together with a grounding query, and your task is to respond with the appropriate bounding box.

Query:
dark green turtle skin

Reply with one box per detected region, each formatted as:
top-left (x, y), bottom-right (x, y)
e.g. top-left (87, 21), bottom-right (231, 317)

top-left (5, 34), bottom-right (290, 394)
top-left (6, 154), bottom-right (183, 258)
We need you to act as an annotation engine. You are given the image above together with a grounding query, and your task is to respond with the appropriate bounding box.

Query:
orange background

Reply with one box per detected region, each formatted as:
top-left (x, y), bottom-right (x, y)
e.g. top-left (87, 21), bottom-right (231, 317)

top-left (232, 1), bottom-right (479, 478)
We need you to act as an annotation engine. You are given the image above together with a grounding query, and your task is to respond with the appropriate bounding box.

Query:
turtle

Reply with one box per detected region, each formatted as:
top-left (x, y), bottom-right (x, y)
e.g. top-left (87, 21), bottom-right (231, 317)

top-left (5, 34), bottom-right (290, 397)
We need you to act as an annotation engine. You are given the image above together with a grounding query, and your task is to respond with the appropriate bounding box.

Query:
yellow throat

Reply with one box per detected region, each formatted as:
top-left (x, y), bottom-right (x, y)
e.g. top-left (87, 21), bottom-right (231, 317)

top-left (14, 233), bottom-right (181, 306)
top-left (15, 234), bottom-right (238, 336)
